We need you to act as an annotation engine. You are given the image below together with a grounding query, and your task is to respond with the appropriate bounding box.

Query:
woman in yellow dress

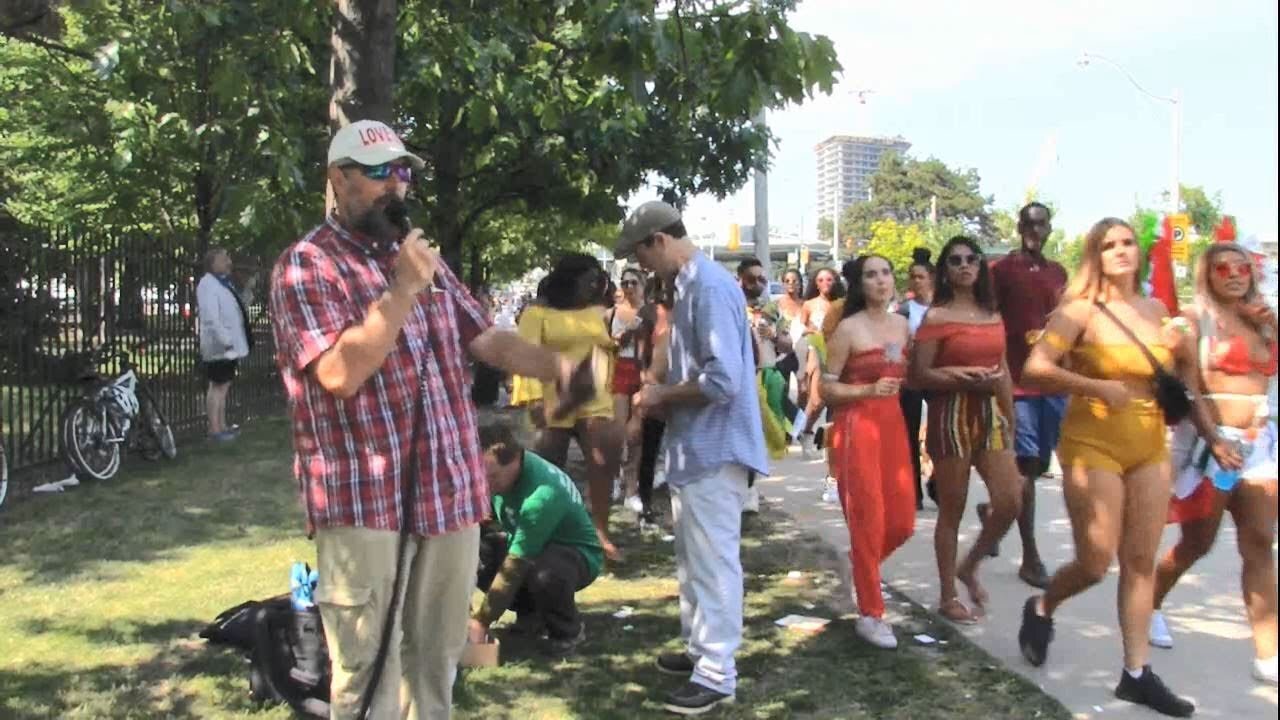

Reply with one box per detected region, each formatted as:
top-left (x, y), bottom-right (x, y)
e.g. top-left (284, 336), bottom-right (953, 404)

top-left (517, 253), bottom-right (625, 561)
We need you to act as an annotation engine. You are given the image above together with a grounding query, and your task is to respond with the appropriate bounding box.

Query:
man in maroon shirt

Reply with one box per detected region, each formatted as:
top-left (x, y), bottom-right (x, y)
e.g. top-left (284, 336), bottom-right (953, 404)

top-left (985, 202), bottom-right (1068, 589)
top-left (270, 120), bottom-right (582, 719)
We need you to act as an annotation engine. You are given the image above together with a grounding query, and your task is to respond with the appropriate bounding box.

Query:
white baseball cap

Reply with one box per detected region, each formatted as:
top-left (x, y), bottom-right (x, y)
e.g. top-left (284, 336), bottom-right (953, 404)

top-left (327, 119), bottom-right (425, 169)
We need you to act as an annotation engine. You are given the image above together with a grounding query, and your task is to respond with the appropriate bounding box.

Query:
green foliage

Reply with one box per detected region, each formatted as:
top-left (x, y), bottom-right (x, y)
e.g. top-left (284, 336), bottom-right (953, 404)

top-left (1178, 184), bottom-right (1223, 237)
top-left (395, 0), bottom-right (840, 279)
top-left (469, 208), bottom-right (616, 286)
top-left (3, 0), bottom-right (839, 284)
top-left (1048, 233), bottom-right (1085, 276)
top-left (0, 0), bottom-right (330, 254)
top-left (840, 153), bottom-right (995, 245)
top-left (856, 219), bottom-right (940, 285)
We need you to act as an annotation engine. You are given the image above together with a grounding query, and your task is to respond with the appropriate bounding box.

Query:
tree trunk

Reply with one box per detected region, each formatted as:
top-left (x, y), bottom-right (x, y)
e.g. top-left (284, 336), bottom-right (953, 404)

top-left (431, 94), bottom-right (465, 274)
top-left (468, 240), bottom-right (482, 290)
top-left (329, 0), bottom-right (397, 129)
top-left (328, 0), bottom-right (397, 213)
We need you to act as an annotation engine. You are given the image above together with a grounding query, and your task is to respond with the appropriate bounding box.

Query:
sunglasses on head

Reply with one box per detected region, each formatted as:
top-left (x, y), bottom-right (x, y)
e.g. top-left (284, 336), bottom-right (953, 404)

top-left (344, 161), bottom-right (413, 182)
top-left (947, 253), bottom-right (982, 268)
top-left (1214, 260), bottom-right (1253, 280)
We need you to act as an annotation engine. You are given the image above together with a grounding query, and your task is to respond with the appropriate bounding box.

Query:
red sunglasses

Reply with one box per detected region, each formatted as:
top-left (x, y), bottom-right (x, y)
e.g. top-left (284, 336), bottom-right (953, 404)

top-left (1214, 261), bottom-right (1253, 280)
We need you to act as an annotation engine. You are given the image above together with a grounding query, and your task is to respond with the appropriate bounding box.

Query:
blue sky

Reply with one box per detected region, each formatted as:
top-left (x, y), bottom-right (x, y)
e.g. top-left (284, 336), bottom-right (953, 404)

top-left (632, 0), bottom-right (1279, 245)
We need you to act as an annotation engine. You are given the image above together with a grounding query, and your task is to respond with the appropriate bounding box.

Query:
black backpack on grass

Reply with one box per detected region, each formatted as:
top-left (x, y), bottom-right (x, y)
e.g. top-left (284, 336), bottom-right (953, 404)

top-left (200, 594), bottom-right (330, 717)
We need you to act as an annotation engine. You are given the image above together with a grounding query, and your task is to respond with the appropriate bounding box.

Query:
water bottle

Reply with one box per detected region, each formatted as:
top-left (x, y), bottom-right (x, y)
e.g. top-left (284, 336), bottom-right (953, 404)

top-left (1210, 438), bottom-right (1250, 492)
top-left (289, 562), bottom-right (324, 688)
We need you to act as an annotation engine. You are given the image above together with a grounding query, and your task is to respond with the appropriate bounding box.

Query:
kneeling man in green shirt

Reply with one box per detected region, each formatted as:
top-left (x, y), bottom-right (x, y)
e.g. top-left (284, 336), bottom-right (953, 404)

top-left (469, 421), bottom-right (604, 655)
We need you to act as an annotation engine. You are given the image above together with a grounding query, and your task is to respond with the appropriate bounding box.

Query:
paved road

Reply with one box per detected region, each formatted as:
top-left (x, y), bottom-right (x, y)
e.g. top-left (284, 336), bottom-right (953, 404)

top-left (759, 453), bottom-right (1278, 720)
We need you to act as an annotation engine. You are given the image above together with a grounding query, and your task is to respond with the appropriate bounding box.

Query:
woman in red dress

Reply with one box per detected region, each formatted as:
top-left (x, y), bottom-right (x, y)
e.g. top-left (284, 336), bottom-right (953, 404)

top-left (821, 254), bottom-right (916, 649)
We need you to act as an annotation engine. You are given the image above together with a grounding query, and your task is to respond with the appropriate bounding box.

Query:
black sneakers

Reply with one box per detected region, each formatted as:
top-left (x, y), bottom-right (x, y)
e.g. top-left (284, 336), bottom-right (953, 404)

top-left (663, 681), bottom-right (734, 716)
top-left (1115, 666), bottom-right (1195, 717)
top-left (656, 652), bottom-right (697, 675)
top-left (1018, 596), bottom-right (1054, 667)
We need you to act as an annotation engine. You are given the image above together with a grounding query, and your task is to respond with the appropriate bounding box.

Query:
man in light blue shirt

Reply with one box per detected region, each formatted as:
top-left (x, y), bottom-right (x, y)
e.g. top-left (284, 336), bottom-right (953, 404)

top-left (617, 200), bottom-right (768, 715)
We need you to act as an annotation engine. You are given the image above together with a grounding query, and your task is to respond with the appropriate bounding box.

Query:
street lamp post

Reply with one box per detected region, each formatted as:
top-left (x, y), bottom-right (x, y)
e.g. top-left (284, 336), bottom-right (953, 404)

top-left (830, 87), bottom-right (874, 264)
top-left (1077, 51), bottom-right (1182, 213)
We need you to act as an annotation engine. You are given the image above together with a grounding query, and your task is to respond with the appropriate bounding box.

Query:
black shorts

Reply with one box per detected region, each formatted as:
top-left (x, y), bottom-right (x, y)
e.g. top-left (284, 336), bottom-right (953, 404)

top-left (205, 359), bottom-right (238, 384)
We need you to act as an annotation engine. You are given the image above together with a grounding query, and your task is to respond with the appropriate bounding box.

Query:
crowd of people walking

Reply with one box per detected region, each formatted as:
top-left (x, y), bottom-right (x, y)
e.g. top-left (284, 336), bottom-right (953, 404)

top-left (267, 121), bottom-right (1275, 719)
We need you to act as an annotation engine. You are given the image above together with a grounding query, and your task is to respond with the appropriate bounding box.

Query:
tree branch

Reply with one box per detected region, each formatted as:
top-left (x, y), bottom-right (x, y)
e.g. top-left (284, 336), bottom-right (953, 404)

top-left (1, 30), bottom-right (96, 61)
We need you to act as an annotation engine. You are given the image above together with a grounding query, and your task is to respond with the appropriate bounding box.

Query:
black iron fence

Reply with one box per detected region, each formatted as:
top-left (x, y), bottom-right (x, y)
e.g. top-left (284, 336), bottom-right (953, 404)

top-left (0, 223), bottom-right (283, 485)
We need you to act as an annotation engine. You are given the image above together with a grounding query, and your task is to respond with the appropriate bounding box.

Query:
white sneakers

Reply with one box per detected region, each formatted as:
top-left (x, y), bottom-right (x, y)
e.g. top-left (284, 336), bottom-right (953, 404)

top-left (800, 432), bottom-right (819, 460)
top-left (1254, 655), bottom-right (1278, 685)
top-left (1151, 611), bottom-right (1277, 685)
top-left (743, 486), bottom-right (760, 514)
top-left (855, 616), bottom-right (898, 649)
top-left (821, 477), bottom-right (839, 504)
top-left (1148, 611), bottom-right (1174, 649)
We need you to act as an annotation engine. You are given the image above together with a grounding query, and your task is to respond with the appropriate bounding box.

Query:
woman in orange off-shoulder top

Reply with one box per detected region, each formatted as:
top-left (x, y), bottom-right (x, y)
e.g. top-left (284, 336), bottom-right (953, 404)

top-left (820, 254), bottom-right (916, 650)
top-left (908, 236), bottom-right (1023, 625)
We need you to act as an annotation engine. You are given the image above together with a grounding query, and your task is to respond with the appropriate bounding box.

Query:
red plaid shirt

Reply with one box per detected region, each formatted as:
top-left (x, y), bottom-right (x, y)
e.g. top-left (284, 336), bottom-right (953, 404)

top-left (269, 216), bottom-right (492, 537)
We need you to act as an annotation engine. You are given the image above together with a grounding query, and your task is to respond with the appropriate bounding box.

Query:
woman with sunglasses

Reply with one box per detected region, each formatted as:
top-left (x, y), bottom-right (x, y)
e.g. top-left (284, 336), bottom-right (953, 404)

top-left (908, 236), bottom-right (1021, 625)
top-left (1151, 243), bottom-right (1277, 685)
top-left (1018, 218), bottom-right (1239, 716)
top-left (517, 253), bottom-right (625, 562)
top-left (610, 268), bottom-right (651, 515)
top-left (821, 254), bottom-right (916, 649)
top-left (798, 268), bottom-right (846, 459)
top-left (773, 269), bottom-right (807, 385)
top-left (899, 248), bottom-right (936, 509)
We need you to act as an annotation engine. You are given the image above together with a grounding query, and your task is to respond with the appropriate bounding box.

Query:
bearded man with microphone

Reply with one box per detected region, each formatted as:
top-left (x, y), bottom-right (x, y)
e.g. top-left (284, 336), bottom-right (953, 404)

top-left (270, 120), bottom-right (590, 720)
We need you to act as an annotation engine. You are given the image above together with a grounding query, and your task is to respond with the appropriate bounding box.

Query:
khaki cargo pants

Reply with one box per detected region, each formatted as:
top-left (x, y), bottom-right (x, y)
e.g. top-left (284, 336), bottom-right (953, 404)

top-left (314, 525), bottom-right (480, 720)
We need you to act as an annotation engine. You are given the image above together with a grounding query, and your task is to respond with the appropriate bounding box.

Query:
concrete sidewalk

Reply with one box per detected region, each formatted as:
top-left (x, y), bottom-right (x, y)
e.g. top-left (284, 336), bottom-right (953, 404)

top-left (758, 453), bottom-right (1278, 720)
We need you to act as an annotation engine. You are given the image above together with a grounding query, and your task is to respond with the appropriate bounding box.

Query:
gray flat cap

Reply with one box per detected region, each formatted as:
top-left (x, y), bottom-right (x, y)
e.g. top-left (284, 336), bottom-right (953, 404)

top-left (615, 201), bottom-right (682, 258)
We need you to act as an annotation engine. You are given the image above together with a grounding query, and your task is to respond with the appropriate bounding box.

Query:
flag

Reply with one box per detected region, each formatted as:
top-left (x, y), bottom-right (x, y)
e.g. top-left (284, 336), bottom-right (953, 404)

top-left (1148, 215), bottom-right (1179, 314)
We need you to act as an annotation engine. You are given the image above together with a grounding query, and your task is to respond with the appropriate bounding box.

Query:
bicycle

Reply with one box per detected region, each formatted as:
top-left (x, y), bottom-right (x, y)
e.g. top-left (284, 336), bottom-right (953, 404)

top-left (60, 341), bottom-right (177, 481)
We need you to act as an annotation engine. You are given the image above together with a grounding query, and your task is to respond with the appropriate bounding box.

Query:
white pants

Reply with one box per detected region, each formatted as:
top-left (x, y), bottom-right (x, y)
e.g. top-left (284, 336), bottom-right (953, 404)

top-left (671, 464), bottom-right (748, 695)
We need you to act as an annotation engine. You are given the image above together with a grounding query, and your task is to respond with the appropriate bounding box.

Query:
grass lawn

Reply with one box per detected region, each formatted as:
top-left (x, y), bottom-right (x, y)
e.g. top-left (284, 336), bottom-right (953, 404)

top-left (0, 416), bottom-right (1071, 720)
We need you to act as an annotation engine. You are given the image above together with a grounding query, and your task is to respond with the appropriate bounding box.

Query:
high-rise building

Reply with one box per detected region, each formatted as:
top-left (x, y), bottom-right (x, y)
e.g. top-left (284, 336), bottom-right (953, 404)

top-left (815, 134), bottom-right (911, 222)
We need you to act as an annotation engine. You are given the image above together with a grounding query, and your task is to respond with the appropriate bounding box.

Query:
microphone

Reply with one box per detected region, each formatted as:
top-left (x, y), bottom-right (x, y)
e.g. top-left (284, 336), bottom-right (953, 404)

top-left (385, 200), bottom-right (444, 294)
top-left (384, 199), bottom-right (412, 240)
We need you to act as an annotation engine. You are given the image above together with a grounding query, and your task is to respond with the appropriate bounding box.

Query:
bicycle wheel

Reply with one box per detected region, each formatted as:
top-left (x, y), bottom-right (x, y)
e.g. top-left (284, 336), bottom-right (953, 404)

top-left (137, 397), bottom-right (177, 461)
top-left (60, 400), bottom-right (121, 481)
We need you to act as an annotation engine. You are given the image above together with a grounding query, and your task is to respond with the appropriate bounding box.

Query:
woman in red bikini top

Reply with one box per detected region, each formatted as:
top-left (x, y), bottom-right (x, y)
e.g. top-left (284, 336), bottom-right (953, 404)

top-left (1154, 241), bottom-right (1279, 685)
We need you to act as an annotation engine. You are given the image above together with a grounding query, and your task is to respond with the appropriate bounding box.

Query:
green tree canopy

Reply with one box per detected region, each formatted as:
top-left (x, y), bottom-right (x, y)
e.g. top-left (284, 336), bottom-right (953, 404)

top-left (394, 0), bottom-right (840, 282)
top-left (0, 0), bottom-right (329, 255)
top-left (840, 153), bottom-right (995, 245)
top-left (2, 0), bottom-right (839, 288)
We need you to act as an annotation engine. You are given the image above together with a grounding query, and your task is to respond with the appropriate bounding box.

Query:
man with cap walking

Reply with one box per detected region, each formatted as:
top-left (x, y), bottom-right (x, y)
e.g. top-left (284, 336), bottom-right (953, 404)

top-left (270, 119), bottom-right (585, 719)
top-left (619, 201), bottom-right (768, 715)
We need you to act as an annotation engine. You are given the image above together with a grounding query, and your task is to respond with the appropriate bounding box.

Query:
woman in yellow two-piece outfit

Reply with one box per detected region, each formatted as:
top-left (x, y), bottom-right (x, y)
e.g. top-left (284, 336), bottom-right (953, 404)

top-left (516, 253), bottom-right (624, 562)
top-left (1017, 217), bottom-right (1239, 717)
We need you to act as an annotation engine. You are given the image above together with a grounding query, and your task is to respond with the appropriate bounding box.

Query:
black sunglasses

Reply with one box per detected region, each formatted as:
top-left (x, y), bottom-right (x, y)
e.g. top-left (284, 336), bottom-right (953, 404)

top-left (947, 253), bottom-right (982, 268)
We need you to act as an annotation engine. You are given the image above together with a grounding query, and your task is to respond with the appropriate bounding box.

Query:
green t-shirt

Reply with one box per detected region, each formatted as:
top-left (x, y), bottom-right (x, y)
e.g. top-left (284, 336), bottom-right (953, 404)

top-left (491, 451), bottom-right (603, 581)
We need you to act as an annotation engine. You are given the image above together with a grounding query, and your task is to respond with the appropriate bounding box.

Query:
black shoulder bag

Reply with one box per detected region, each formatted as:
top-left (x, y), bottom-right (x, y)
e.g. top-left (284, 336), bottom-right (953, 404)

top-left (1094, 302), bottom-right (1193, 424)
